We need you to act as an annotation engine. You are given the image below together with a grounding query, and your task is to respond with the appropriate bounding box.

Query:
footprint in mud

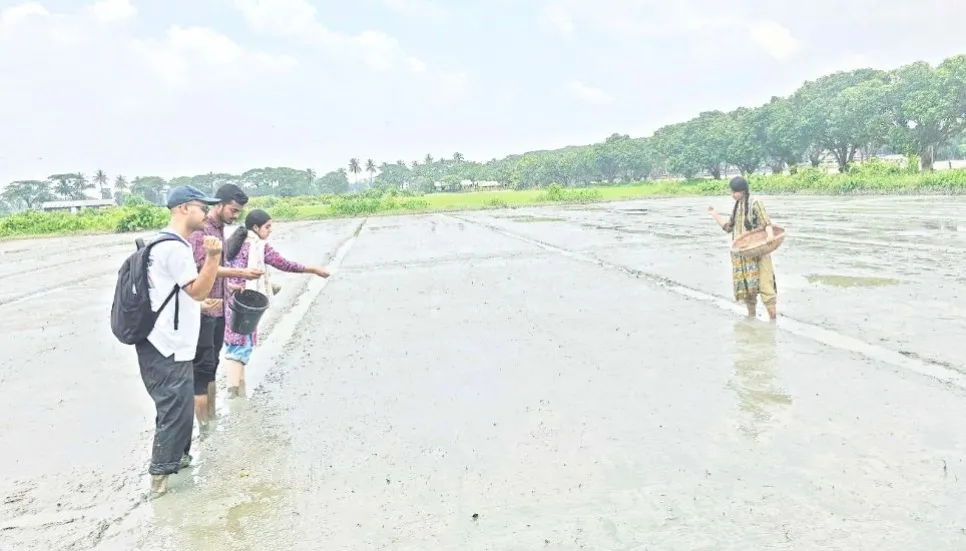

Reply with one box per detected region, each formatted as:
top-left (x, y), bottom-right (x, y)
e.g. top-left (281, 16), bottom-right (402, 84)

top-left (1, 481), bottom-right (37, 518)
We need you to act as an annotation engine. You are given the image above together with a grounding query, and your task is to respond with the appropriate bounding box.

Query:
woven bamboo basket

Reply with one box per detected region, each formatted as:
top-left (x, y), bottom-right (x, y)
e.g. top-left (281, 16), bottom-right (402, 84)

top-left (730, 225), bottom-right (786, 259)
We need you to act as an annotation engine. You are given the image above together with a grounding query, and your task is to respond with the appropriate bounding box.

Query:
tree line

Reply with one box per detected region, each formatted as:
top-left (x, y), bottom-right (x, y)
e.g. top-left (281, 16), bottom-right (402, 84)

top-left (4, 54), bottom-right (966, 213)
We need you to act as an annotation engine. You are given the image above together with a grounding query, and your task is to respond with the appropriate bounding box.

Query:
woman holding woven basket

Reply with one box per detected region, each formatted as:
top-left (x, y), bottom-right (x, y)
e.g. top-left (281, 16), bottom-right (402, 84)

top-left (708, 176), bottom-right (778, 320)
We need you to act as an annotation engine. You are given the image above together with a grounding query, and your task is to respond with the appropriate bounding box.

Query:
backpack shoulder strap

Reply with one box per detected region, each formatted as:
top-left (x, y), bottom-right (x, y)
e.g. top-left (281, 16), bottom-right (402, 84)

top-left (138, 233), bottom-right (189, 267)
top-left (156, 284), bottom-right (181, 330)
top-left (145, 232), bottom-right (187, 250)
top-left (142, 233), bottom-right (189, 331)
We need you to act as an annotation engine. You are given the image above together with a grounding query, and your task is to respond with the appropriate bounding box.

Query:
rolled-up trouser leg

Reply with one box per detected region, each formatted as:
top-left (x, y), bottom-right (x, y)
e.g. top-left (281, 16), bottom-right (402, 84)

top-left (757, 254), bottom-right (777, 307)
top-left (136, 341), bottom-right (195, 476)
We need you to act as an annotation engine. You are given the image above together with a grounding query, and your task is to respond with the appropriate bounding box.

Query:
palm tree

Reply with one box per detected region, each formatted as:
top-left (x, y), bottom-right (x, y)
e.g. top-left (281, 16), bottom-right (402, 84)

top-left (48, 174), bottom-right (72, 199)
top-left (348, 158), bottom-right (362, 184)
top-left (68, 173), bottom-right (93, 200)
top-left (365, 159), bottom-right (377, 185)
top-left (112, 175), bottom-right (129, 203)
top-left (306, 168), bottom-right (316, 193)
top-left (424, 154), bottom-right (434, 164)
top-left (94, 170), bottom-right (109, 199)
top-left (411, 160), bottom-right (419, 170)
top-left (453, 152), bottom-right (464, 162)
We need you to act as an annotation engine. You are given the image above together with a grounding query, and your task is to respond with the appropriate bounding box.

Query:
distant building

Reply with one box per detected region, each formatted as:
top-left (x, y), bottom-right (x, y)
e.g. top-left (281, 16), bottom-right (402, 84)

top-left (433, 180), bottom-right (505, 191)
top-left (39, 199), bottom-right (116, 213)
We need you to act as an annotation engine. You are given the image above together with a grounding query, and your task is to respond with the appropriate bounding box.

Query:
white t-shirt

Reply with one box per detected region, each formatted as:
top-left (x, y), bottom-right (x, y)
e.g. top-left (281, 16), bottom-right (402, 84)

top-left (145, 230), bottom-right (201, 361)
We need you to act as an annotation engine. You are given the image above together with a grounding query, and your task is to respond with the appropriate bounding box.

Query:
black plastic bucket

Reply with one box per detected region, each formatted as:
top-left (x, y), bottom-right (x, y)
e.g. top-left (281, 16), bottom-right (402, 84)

top-left (228, 289), bottom-right (269, 335)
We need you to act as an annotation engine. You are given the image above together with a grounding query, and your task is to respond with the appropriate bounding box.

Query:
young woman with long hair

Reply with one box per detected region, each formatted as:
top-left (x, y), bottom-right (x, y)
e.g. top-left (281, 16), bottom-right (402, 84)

top-left (222, 209), bottom-right (330, 397)
top-left (708, 176), bottom-right (779, 320)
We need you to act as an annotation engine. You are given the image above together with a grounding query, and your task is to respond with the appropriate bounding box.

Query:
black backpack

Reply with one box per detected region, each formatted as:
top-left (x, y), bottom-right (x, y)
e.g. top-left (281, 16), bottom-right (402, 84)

top-left (110, 233), bottom-right (188, 345)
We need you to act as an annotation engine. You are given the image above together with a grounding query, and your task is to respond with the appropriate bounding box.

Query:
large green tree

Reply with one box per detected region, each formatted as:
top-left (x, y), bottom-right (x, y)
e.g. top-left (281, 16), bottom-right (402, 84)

top-left (2, 180), bottom-right (53, 209)
top-left (130, 176), bottom-right (168, 204)
top-left (795, 69), bottom-right (891, 172)
top-left (318, 169), bottom-right (350, 194)
top-left (759, 96), bottom-right (809, 173)
top-left (889, 58), bottom-right (966, 170)
top-left (724, 107), bottom-right (767, 176)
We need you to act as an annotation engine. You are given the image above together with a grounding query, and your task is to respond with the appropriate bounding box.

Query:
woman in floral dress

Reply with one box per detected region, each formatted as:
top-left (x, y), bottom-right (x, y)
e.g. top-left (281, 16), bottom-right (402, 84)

top-left (222, 209), bottom-right (330, 397)
top-left (708, 176), bottom-right (778, 320)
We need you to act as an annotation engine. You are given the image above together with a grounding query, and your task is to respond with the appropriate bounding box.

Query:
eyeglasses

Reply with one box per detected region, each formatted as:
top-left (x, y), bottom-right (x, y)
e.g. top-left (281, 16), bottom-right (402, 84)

top-left (186, 202), bottom-right (210, 214)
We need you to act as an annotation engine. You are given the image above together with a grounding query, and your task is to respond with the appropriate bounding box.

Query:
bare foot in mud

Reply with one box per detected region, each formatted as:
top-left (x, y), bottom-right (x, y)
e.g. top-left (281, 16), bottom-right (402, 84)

top-left (198, 419), bottom-right (213, 440)
top-left (150, 475), bottom-right (169, 496)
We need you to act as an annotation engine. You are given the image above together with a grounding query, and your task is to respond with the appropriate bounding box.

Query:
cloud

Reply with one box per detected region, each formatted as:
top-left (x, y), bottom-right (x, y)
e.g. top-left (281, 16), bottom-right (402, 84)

top-left (0, 1), bottom-right (295, 88)
top-left (747, 20), bottom-right (799, 60)
top-left (132, 25), bottom-right (298, 89)
top-left (85, 0), bottom-right (136, 23)
top-left (0, 1), bottom-right (48, 29)
top-left (540, 1), bottom-right (800, 60)
top-left (682, 15), bottom-right (800, 60)
top-left (540, 3), bottom-right (574, 35)
top-left (383, 0), bottom-right (447, 20)
top-left (567, 81), bottom-right (613, 105)
top-left (233, 0), bottom-right (427, 74)
top-left (0, 0), bottom-right (303, 181)
top-left (231, 0), bottom-right (466, 107)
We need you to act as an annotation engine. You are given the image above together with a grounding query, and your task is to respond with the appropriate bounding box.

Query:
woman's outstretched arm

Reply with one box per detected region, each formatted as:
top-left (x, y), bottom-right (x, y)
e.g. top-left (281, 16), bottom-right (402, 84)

top-left (708, 206), bottom-right (732, 232)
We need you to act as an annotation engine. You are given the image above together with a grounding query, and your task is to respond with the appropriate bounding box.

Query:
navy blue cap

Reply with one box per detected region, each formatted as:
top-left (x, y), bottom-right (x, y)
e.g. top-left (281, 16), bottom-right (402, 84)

top-left (166, 186), bottom-right (221, 209)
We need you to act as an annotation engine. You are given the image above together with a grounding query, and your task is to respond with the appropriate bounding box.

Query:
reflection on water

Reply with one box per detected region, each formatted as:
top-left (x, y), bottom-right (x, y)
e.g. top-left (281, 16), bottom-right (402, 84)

top-left (805, 273), bottom-right (899, 288)
top-left (137, 401), bottom-right (295, 551)
top-left (148, 479), bottom-right (288, 550)
top-left (728, 320), bottom-right (792, 440)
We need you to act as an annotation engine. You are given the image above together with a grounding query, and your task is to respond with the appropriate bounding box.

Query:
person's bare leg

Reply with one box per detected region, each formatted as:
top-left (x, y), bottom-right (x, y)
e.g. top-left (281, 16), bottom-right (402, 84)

top-left (745, 299), bottom-right (757, 318)
top-left (207, 381), bottom-right (216, 418)
top-left (225, 359), bottom-right (244, 398)
top-left (195, 395), bottom-right (209, 428)
top-left (765, 303), bottom-right (777, 320)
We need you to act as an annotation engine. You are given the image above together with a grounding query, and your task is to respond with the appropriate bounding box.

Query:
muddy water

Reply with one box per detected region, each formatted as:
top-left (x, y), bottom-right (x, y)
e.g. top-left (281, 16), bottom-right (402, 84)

top-left (0, 219), bottom-right (360, 550)
top-left (3, 197), bottom-right (966, 550)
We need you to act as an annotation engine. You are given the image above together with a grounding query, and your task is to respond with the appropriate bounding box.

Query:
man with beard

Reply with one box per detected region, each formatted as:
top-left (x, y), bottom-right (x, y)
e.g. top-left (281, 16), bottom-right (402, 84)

top-left (115, 186), bottom-right (223, 495)
top-left (186, 184), bottom-right (262, 434)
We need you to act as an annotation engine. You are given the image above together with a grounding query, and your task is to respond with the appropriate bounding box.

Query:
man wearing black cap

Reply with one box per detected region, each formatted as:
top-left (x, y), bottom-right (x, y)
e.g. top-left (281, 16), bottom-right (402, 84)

top-left (138, 186), bottom-right (223, 495)
top-left (186, 184), bottom-right (262, 430)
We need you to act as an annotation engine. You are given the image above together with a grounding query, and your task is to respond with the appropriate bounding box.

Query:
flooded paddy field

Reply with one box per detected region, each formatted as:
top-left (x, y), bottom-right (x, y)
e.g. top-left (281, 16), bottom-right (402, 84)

top-left (2, 196), bottom-right (965, 550)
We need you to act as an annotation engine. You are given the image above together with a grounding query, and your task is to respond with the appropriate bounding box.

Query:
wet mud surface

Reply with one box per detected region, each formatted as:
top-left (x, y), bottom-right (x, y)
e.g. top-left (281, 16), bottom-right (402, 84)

top-left (2, 196), bottom-right (966, 550)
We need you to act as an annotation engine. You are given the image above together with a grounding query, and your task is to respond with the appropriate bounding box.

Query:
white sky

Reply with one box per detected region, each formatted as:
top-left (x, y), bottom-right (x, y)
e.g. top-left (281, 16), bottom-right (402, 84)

top-left (1, 0), bottom-right (965, 182)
